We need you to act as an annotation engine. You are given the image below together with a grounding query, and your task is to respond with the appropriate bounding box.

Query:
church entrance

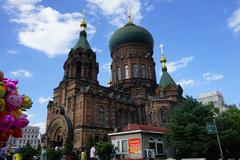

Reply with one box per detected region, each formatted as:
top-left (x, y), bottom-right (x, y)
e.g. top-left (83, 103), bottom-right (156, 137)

top-left (46, 115), bottom-right (73, 148)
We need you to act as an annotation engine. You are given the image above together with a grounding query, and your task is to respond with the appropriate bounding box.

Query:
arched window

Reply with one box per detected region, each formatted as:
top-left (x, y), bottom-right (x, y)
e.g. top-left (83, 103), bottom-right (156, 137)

top-left (133, 64), bottom-right (138, 78)
top-left (98, 106), bottom-right (105, 128)
top-left (148, 65), bottom-right (152, 79)
top-left (124, 65), bottom-right (129, 79)
top-left (160, 109), bottom-right (169, 125)
top-left (88, 63), bottom-right (92, 78)
top-left (117, 67), bottom-right (121, 80)
top-left (148, 136), bottom-right (164, 155)
top-left (77, 62), bottom-right (81, 78)
top-left (148, 111), bottom-right (156, 126)
top-left (141, 64), bottom-right (146, 78)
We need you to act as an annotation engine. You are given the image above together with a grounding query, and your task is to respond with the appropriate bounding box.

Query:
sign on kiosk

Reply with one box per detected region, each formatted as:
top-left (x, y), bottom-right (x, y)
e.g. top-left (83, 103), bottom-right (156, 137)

top-left (128, 138), bottom-right (141, 154)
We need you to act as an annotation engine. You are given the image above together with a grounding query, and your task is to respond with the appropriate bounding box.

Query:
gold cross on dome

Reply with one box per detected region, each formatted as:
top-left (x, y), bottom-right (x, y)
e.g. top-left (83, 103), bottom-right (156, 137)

top-left (160, 43), bottom-right (164, 56)
top-left (127, 6), bottom-right (132, 23)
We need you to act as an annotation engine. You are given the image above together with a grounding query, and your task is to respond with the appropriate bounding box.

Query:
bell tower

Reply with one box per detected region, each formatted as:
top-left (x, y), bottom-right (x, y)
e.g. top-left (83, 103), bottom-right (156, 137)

top-left (63, 16), bottom-right (99, 84)
top-left (109, 10), bottom-right (157, 103)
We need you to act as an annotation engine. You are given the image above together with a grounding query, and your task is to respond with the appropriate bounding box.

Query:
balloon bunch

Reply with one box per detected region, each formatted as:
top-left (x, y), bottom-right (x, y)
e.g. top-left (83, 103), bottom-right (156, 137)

top-left (0, 71), bottom-right (32, 144)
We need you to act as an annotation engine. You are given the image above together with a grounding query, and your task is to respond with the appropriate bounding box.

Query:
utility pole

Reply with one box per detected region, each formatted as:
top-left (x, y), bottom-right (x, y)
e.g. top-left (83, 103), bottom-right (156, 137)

top-left (213, 119), bottom-right (224, 159)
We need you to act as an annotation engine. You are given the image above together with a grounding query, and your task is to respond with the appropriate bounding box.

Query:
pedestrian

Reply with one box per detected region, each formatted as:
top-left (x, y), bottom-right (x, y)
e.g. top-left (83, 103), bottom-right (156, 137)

top-left (90, 145), bottom-right (96, 160)
top-left (80, 147), bottom-right (86, 160)
top-left (13, 150), bottom-right (22, 160)
top-left (0, 143), bottom-right (7, 160)
top-left (6, 149), bottom-right (13, 160)
top-left (40, 146), bottom-right (47, 160)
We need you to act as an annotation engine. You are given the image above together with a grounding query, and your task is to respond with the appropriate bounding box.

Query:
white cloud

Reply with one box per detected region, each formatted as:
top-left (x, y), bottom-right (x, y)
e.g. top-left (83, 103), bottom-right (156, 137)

top-left (86, 0), bottom-right (142, 27)
top-left (144, 1), bottom-right (154, 12)
top-left (31, 122), bottom-right (46, 134)
top-left (38, 96), bottom-right (52, 104)
top-left (10, 69), bottom-right (32, 78)
top-left (4, 0), bottom-right (96, 58)
top-left (228, 8), bottom-right (240, 34)
top-left (177, 72), bottom-right (224, 89)
top-left (145, 5), bottom-right (154, 12)
top-left (167, 56), bottom-right (194, 73)
top-left (7, 49), bottom-right (17, 55)
top-left (102, 62), bottom-right (111, 74)
top-left (27, 113), bottom-right (35, 120)
top-left (92, 47), bottom-right (102, 53)
top-left (177, 79), bottom-right (196, 88)
top-left (203, 72), bottom-right (224, 83)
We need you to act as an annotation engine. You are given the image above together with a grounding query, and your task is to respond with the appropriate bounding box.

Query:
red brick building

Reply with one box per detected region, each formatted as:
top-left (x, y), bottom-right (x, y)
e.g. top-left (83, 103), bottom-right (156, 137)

top-left (46, 16), bottom-right (182, 150)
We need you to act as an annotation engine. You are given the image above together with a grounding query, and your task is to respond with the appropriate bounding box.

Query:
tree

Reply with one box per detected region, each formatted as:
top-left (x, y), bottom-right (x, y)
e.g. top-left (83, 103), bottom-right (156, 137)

top-left (95, 142), bottom-right (115, 160)
top-left (165, 96), bottom-right (219, 158)
top-left (47, 148), bottom-right (58, 160)
top-left (36, 144), bottom-right (41, 155)
top-left (216, 107), bottom-right (240, 158)
top-left (22, 142), bottom-right (38, 160)
top-left (64, 133), bottom-right (73, 159)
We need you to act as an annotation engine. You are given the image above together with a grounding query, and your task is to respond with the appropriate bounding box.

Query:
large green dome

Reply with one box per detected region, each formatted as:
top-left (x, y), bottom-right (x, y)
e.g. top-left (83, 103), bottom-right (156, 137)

top-left (109, 23), bottom-right (154, 53)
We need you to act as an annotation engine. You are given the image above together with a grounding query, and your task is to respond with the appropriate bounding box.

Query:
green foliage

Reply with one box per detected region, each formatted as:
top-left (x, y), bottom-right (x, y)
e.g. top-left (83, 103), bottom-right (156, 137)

top-left (22, 142), bottom-right (38, 160)
top-left (216, 107), bottom-right (240, 158)
top-left (36, 144), bottom-right (41, 154)
top-left (95, 142), bottom-right (115, 160)
top-left (64, 133), bottom-right (73, 156)
top-left (47, 148), bottom-right (58, 160)
top-left (165, 96), bottom-right (219, 158)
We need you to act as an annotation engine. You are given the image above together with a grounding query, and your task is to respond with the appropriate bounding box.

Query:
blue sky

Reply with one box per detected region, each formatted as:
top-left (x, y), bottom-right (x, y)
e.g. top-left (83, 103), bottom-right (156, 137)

top-left (1, 0), bottom-right (240, 133)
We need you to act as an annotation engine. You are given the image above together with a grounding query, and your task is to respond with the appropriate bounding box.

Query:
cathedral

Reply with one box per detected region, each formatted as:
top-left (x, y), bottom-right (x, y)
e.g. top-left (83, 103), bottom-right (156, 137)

top-left (45, 13), bottom-right (183, 150)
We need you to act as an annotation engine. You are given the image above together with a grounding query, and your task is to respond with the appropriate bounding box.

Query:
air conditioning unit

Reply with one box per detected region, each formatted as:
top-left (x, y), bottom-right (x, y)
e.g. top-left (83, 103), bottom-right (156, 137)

top-left (144, 149), bottom-right (156, 159)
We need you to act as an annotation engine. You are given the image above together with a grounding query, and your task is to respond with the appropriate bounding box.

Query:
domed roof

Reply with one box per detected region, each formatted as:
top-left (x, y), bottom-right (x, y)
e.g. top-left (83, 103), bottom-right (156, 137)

top-left (109, 23), bottom-right (154, 53)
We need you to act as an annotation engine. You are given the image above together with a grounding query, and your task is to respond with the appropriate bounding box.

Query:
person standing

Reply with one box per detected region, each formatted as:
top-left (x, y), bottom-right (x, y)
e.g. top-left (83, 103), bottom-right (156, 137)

top-left (40, 146), bottom-right (47, 160)
top-left (90, 146), bottom-right (96, 160)
top-left (80, 148), bottom-right (86, 160)
top-left (13, 151), bottom-right (22, 160)
top-left (6, 149), bottom-right (13, 160)
top-left (0, 143), bottom-right (7, 160)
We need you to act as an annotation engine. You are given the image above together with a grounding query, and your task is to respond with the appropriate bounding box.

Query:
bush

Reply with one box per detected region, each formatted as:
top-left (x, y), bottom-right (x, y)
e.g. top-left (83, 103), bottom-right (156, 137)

top-left (22, 142), bottom-right (38, 160)
top-left (96, 142), bottom-right (115, 160)
top-left (47, 148), bottom-right (61, 160)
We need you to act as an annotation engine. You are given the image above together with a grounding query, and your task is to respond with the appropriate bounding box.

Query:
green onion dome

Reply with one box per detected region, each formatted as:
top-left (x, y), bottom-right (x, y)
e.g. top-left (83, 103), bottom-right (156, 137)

top-left (109, 23), bottom-right (154, 53)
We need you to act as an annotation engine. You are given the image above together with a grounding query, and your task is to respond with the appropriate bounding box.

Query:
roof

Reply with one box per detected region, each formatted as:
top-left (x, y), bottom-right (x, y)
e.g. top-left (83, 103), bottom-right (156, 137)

top-left (74, 30), bottom-right (92, 50)
top-left (122, 124), bottom-right (168, 133)
top-left (109, 23), bottom-right (154, 53)
top-left (159, 70), bottom-right (177, 88)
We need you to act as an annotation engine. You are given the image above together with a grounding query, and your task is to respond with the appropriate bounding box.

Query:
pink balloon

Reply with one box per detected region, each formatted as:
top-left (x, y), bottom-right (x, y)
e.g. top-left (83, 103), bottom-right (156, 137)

top-left (0, 115), bottom-right (15, 131)
top-left (6, 93), bottom-right (23, 110)
top-left (3, 78), bottom-right (18, 92)
top-left (14, 116), bottom-right (29, 129)
top-left (19, 114), bottom-right (27, 119)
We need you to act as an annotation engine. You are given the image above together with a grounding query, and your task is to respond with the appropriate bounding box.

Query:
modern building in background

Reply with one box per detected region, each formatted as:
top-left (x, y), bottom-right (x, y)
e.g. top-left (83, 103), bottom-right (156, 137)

top-left (198, 91), bottom-right (226, 112)
top-left (7, 126), bottom-right (41, 149)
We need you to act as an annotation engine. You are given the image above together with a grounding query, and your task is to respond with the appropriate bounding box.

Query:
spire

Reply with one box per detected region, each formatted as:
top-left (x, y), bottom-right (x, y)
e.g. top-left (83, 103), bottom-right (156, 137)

top-left (127, 6), bottom-right (132, 24)
top-left (74, 11), bottom-right (92, 51)
top-left (159, 43), bottom-right (177, 88)
top-left (160, 43), bottom-right (167, 71)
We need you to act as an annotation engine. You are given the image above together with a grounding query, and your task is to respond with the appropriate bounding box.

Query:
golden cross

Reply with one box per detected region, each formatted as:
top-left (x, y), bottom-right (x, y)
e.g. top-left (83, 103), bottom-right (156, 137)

top-left (160, 43), bottom-right (164, 56)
